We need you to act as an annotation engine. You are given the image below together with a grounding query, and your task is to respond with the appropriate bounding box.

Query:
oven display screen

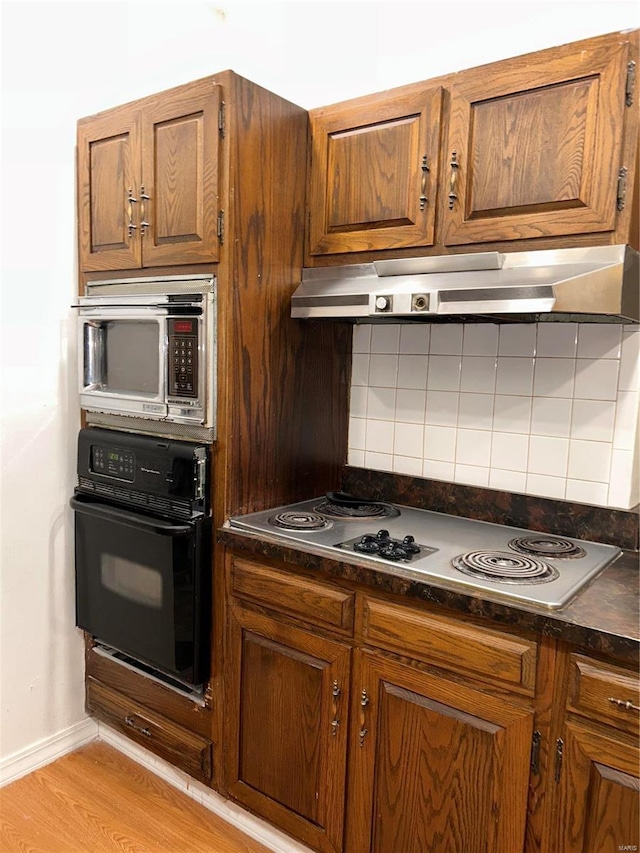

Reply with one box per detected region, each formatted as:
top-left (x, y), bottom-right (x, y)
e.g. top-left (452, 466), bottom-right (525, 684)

top-left (173, 320), bottom-right (193, 333)
top-left (92, 445), bottom-right (135, 481)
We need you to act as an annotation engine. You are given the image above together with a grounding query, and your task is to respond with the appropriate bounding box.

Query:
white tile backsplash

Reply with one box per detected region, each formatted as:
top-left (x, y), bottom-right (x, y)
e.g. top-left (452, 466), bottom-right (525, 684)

top-left (463, 323), bottom-right (499, 356)
top-left (498, 324), bottom-right (537, 356)
top-left (458, 392), bottom-right (494, 429)
top-left (400, 325), bottom-right (430, 354)
top-left (577, 324), bottom-right (622, 359)
top-left (573, 358), bottom-right (619, 401)
top-left (533, 357), bottom-right (575, 398)
top-left (460, 356), bottom-right (497, 394)
top-left (430, 324), bottom-right (463, 355)
top-left (349, 322), bottom-right (640, 509)
top-left (496, 357), bottom-right (535, 396)
top-left (536, 323), bottom-right (578, 358)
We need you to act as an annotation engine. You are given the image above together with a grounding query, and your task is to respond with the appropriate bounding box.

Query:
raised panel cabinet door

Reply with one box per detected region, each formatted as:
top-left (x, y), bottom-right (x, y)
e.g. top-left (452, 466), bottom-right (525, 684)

top-left (345, 650), bottom-right (534, 853)
top-left (444, 38), bottom-right (631, 245)
top-left (308, 86), bottom-right (444, 255)
top-left (140, 79), bottom-right (221, 266)
top-left (227, 605), bottom-right (351, 853)
top-left (77, 105), bottom-right (142, 271)
top-left (554, 721), bottom-right (639, 853)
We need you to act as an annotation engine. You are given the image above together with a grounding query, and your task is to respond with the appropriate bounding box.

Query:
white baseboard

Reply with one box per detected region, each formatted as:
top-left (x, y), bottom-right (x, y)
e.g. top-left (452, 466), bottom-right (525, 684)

top-left (98, 723), bottom-right (312, 853)
top-left (0, 718), bottom-right (98, 787)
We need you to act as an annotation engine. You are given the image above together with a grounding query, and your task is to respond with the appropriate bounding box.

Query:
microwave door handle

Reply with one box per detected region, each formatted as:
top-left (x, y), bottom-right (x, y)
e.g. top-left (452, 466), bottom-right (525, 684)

top-left (84, 322), bottom-right (105, 389)
top-left (70, 495), bottom-right (193, 537)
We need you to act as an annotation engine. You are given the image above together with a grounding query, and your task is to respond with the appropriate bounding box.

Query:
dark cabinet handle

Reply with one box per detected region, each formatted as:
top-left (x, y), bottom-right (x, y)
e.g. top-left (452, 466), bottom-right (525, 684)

top-left (448, 151), bottom-right (459, 210)
top-left (124, 715), bottom-right (152, 737)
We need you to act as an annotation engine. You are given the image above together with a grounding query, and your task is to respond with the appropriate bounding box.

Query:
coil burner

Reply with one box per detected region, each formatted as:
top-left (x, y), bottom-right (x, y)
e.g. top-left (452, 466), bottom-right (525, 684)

top-left (315, 500), bottom-right (400, 521)
top-left (509, 535), bottom-right (586, 560)
top-left (452, 551), bottom-right (560, 585)
top-left (268, 511), bottom-right (331, 531)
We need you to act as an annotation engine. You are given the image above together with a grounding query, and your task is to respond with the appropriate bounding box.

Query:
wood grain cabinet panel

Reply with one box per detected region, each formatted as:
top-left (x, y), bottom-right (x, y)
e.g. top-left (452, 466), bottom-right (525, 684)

top-left (308, 86), bottom-right (443, 255)
top-left (555, 721), bottom-right (639, 853)
top-left (77, 78), bottom-right (221, 271)
top-left (231, 556), bottom-right (355, 633)
top-left (546, 651), bottom-right (640, 853)
top-left (443, 37), bottom-right (631, 245)
top-left (362, 596), bottom-right (537, 694)
top-left (345, 650), bottom-right (534, 853)
top-left (86, 678), bottom-right (212, 783)
top-left (77, 104), bottom-right (142, 270)
top-left (140, 80), bottom-right (221, 266)
top-left (567, 654), bottom-right (640, 735)
top-left (226, 605), bottom-right (351, 853)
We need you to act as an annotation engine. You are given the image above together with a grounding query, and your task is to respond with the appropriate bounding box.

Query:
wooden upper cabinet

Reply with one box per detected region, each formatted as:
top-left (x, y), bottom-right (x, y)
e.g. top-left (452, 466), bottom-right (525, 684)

top-left (307, 86), bottom-right (444, 256)
top-left (77, 79), bottom-right (221, 271)
top-left (77, 104), bottom-right (142, 270)
top-left (140, 80), bottom-right (221, 267)
top-left (444, 36), bottom-right (632, 246)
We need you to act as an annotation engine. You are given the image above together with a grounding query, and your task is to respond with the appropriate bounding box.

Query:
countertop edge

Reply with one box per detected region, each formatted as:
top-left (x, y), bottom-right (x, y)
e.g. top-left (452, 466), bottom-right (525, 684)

top-left (218, 526), bottom-right (640, 665)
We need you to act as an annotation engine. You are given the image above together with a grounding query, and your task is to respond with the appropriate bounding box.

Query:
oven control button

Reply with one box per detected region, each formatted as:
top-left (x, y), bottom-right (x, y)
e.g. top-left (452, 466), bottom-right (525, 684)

top-left (376, 529), bottom-right (390, 541)
top-left (402, 535), bottom-right (420, 554)
top-left (379, 543), bottom-right (407, 561)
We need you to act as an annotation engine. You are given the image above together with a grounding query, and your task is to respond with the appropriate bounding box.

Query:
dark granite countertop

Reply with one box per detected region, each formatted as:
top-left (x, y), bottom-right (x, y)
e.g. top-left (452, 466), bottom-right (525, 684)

top-left (218, 525), bottom-right (639, 665)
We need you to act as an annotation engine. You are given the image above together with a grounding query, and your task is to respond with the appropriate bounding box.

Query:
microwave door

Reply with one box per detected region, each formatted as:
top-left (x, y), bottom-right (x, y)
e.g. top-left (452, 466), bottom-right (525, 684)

top-left (79, 310), bottom-right (167, 419)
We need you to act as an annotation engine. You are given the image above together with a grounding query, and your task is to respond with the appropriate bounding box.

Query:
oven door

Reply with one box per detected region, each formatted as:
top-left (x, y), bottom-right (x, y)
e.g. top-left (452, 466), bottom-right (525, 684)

top-left (78, 307), bottom-right (168, 419)
top-left (71, 493), bottom-right (210, 686)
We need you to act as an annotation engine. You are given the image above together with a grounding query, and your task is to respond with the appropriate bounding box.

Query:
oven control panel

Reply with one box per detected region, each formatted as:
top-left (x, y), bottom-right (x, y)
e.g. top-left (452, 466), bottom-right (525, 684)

top-left (168, 318), bottom-right (198, 399)
top-left (91, 445), bottom-right (135, 481)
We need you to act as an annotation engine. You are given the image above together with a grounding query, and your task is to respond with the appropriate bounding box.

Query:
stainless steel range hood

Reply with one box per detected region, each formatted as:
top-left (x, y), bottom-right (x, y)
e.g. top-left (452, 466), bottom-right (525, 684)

top-left (292, 245), bottom-right (639, 323)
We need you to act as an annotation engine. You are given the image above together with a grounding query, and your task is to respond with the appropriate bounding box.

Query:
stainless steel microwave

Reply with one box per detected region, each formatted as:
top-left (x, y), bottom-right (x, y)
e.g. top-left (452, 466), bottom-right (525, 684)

top-left (75, 275), bottom-right (216, 440)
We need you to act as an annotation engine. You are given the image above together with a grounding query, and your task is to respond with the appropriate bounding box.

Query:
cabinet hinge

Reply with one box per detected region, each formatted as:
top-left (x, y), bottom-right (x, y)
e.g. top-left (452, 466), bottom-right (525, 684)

top-left (625, 60), bottom-right (636, 107)
top-left (554, 737), bottom-right (564, 783)
top-left (617, 167), bottom-right (628, 211)
top-left (218, 101), bottom-right (226, 138)
top-left (217, 210), bottom-right (225, 244)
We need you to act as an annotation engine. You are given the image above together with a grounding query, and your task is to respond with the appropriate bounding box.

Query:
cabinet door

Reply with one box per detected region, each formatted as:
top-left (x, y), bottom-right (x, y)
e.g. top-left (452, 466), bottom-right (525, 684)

top-left (308, 86), bottom-right (443, 255)
top-left (444, 38), bottom-right (631, 246)
top-left (554, 721), bottom-right (639, 853)
top-left (346, 650), bottom-right (534, 853)
top-left (140, 79), bottom-right (221, 266)
top-left (227, 605), bottom-right (351, 853)
top-left (77, 104), bottom-right (142, 271)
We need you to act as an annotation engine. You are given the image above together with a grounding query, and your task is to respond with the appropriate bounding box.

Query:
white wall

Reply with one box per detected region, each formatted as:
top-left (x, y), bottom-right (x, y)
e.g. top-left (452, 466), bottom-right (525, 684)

top-left (1, 0), bottom-right (638, 765)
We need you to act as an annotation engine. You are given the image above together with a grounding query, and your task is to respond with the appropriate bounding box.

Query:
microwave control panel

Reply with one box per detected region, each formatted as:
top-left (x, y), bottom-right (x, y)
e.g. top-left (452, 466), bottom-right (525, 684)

top-left (168, 318), bottom-right (198, 399)
top-left (91, 445), bottom-right (135, 481)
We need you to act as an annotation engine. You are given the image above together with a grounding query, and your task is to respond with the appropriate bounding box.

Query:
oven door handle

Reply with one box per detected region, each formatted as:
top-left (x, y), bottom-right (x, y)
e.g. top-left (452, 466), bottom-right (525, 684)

top-left (70, 495), bottom-right (193, 536)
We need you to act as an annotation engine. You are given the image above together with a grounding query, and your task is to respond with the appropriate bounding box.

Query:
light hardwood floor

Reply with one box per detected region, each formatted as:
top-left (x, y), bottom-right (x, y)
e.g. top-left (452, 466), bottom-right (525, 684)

top-left (0, 741), bottom-right (272, 853)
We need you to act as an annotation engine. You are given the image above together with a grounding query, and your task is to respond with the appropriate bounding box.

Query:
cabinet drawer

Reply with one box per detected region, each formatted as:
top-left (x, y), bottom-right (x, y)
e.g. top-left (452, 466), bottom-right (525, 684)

top-left (567, 654), bottom-right (640, 736)
top-left (231, 556), bottom-right (355, 633)
top-left (87, 678), bottom-right (212, 782)
top-left (362, 596), bottom-right (537, 694)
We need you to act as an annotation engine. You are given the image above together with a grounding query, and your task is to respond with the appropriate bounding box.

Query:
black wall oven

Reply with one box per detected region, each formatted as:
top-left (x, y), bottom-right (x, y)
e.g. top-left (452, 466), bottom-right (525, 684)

top-left (72, 428), bottom-right (211, 688)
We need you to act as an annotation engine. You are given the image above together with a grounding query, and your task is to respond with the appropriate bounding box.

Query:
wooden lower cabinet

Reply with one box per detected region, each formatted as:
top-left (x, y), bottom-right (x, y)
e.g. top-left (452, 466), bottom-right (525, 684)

top-left (549, 652), bottom-right (640, 853)
top-left (224, 555), bottom-right (639, 853)
top-left (226, 604), bottom-right (352, 853)
top-left (86, 678), bottom-right (212, 783)
top-left (554, 721), bottom-right (639, 853)
top-left (344, 650), bottom-right (534, 853)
